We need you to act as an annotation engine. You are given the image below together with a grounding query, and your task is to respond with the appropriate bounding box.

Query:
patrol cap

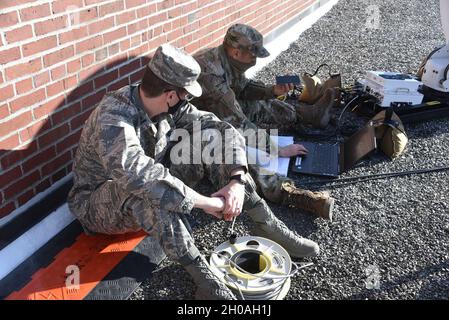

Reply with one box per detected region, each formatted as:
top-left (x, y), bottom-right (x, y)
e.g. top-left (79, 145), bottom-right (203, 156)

top-left (148, 44), bottom-right (202, 97)
top-left (224, 24), bottom-right (270, 58)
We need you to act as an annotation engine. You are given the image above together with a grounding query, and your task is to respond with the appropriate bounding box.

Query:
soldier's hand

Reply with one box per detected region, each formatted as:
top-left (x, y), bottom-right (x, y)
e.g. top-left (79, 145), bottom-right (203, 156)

top-left (279, 143), bottom-right (309, 158)
top-left (212, 181), bottom-right (245, 221)
top-left (272, 83), bottom-right (295, 96)
top-left (202, 197), bottom-right (226, 219)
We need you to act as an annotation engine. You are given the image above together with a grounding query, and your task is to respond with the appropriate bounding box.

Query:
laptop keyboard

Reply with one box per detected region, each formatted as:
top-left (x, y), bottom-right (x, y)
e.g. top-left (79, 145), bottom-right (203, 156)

top-left (298, 142), bottom-right (339, 174)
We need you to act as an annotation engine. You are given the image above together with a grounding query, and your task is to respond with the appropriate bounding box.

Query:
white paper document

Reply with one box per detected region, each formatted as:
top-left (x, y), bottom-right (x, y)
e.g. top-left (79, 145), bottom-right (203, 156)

top-left (246, 136), bottom-right (294, 177)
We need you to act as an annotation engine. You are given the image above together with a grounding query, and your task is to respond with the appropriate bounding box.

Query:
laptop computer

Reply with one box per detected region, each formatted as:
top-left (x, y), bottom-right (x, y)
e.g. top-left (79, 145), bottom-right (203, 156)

top-left (291, 125), bottom-right (377, 177)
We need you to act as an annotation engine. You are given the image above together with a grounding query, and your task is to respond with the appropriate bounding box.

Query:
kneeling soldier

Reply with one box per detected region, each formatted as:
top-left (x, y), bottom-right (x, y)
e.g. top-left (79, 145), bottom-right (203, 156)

top-left (68, 44), bottom-right (319, 300)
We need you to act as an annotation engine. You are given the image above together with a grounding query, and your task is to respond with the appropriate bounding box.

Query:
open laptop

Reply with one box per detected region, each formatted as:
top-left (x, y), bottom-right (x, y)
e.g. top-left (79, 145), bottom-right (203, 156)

top-left (291, 125), bottom-right (377, 177)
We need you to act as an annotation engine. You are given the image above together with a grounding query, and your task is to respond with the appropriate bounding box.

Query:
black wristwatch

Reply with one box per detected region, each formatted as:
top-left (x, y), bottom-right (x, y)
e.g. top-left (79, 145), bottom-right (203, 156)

top-left (229, 174), bottom-right (247, 186)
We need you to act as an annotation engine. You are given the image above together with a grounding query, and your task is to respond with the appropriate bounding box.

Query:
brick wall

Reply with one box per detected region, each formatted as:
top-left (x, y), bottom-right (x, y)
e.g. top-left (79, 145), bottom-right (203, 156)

top-left (0, 0), bottom-right (315, 219)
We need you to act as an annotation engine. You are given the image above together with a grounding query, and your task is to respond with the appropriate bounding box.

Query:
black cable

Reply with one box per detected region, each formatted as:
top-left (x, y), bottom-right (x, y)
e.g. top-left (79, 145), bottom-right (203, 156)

top-left (299, 166), bottom-right (449, 189)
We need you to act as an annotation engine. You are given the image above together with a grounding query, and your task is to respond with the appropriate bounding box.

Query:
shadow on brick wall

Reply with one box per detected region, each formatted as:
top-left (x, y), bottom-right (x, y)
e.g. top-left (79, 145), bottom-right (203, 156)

top-left (0, 55), bottom-right (149, 218)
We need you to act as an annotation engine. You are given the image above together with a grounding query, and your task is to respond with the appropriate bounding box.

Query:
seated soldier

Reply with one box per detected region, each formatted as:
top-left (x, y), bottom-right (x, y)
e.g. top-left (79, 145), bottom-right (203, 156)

top-left (67, 44), bottom-right (320, 300)
top-left (193, 24), bottom-right (339, 221)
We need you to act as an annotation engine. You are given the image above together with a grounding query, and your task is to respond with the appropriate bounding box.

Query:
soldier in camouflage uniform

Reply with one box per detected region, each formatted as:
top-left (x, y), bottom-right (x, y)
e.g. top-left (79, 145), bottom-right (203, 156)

top-left (193, 24), bottom-right (336, 221)
top-left (68, 44), bottom-right (320, 300)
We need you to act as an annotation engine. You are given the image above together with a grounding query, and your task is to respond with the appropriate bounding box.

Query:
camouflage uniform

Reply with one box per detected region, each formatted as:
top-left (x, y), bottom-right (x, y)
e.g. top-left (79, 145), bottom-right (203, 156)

top-left (68, 45), bottom-right (317, 265)
top-left (193, 24), bottom-right (298, 203)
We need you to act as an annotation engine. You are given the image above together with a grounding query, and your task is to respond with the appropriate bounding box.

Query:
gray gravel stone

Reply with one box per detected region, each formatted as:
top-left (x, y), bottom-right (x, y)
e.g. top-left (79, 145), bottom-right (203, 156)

top-left (130, 0), bottom-right (448, 300)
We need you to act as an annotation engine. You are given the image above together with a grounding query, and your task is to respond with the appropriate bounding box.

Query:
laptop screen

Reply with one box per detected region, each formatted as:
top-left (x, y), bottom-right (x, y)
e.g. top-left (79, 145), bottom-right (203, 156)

top-left (343, 125), bottom-right (377, 171)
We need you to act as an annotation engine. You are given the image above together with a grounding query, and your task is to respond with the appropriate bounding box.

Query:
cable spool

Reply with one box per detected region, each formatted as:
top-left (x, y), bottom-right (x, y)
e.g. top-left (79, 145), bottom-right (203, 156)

top-left (209, 236), bottom-right (293, 300)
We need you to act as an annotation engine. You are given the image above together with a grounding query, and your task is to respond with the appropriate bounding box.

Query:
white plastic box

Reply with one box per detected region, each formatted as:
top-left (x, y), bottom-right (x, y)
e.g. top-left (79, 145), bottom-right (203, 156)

top-left (364, 71), bottom-right (424, 107)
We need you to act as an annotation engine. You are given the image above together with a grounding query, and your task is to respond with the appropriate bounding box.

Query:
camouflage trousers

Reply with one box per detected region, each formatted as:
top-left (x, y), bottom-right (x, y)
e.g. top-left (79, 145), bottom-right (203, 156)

top-left (78, 132), bottom-right (277, 265)
top-left (239, 98), bottom-right (298, 131)
top-left (238, 98), bottom-right (297, 205)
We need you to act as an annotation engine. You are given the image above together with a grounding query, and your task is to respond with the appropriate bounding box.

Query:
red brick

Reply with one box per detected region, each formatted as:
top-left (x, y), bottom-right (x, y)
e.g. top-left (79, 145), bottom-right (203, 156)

top-left (22, 146), bottom-right (56, 174)
top-left (51, 0), bottom-right (84, 14)
top-left (15, 78), bottom-right (33, 95)
top-left (81, 53), bottom-right (95, 68)
top-left (0, 85), bottom-right (14, 101)
top-left (88, 16), bottom-right (115, 35)
top-left (33, 95), bottom-right (65, 120)
top-left (0, 104), bottom-right (10, 120)
top-left (0, 111), bottom-right (33, 137)
top-left (22, 36), bottom-right (57, 57)
top-left (56, 129), bottom-right (82, 154)
top-left (46, 81), bottom-right (65, 98)
top-left (51, 102), bottom-right (81, 126)
top-left (0, 140), bottom-right (38, 170)
top-left (0, 202), bottom-right (16, 219)
top-left (81, 89), bottom-right (106, 110)
top-left (20, 4), bottom-right (51, 22)
top-left (5, 58), bottom-right (42, 82)
top-left (94, 70), bottom-right (118, 89)
top-left (41, 150), bottom-right (71, 177)
top-left (72, 7), bottom-right (98, 25)
top-left (75, 35), bottom-right (102, 55)
top-left (70, 108), bottom-right (94, 130)
top-left (50, 65), bottom-right (67, 81)
top-left (0, 134), bottom-right (20, 151)
top-left (4, 170), bottom-right (41, 200)
top-left (125, 0), bottom-right (146, 9)
top-left (108, 78), bottom-right (129, 92)
top-left (35, 16), bottom-right (67, 36)
top-left (18, 189), bottom-right (35, 206)
top-left (119, 59), bottom-right (141, 77)
top-left (0, 0), bottom-right (35, 10)
top-left (10, 88), bottom-right (46, 113)
top-left (33, 71), bottom-right (51, 87)
top-left (35, 178), bottom-right (51, 193)
top-left (63, 75), bottom-right (78, 92)
top-left (99, 0), bottom-right (125, 16)
top-left (67, 58), bottom-right (82, 74)
top-left (43, 46), bottom-right (75, 67)
top-left (0, 47), bottom-right (21, 65)
top-left (116, 11), bottom-right (136, 25)
top-left (5, 25), bottom-right (33, 44)
top-left (0, 166), bottom-right (22, 189)
top-left (19, 119), bottom-right (51, 144)
top-left (59, 26), bottom-right (88, 44)
top-left (95, 47), bottom-right (108, 62)
top-left (67, 81), bottom-right (94, 103)
top-left (51, 167), bottom-right (67, 184)
top-left (0, 11), bottom-right (19, 28)
top-left (137, 3), bottom-right (157, 18)
top-left (103, 27), bottom-right (127, 44)
top-left (38, 124), bottom-right (70, 150)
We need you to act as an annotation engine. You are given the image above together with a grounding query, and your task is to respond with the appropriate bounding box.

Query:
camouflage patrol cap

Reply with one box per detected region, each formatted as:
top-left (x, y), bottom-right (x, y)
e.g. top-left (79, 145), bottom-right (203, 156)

top-left (148, 44), bottom-right (202, 97)
top-left (224, 24), bottom-right (270, 58)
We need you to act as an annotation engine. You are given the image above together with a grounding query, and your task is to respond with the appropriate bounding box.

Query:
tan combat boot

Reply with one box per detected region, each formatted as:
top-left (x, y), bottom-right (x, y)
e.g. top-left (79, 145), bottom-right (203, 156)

top-left (299, 73), bottom-right (323, 104)
top-left (298, 88), bottom-right (337, 129)
top-left (247, 200), bottom-right (320, 258)
top-left (299, 73), bottom-right (342, 106)
top-left (281, 182), bottom-right (335, 221)
top-left (183, 254), bottom-right (236, 300)
top-left (321, 73), bottom-right (342, 107)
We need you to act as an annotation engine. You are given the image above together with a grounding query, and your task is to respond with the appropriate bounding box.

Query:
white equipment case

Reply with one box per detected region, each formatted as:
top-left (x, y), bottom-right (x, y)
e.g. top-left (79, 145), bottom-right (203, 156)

top-left (364, 71), bottom-right (424, 107)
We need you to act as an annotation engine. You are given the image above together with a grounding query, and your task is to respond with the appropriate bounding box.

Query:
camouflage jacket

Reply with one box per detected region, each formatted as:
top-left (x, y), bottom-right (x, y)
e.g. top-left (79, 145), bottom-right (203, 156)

top-left (68, 85), bottom-right (247, 221)
top-left (193, 46), bottom-right (275, 149)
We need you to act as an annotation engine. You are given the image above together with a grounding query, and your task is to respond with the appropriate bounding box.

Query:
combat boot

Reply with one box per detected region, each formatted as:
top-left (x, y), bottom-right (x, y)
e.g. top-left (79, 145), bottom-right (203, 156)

top-left (183, 254), bottom-right (236, 300)
top-left (247, 200), bottom-right (320, 258)
top-left (321, 73), bottom-right (342, 107)
top-left (298, 88), bottom-right (337, 129)
top-left (280, 182), bottom-right (334, 221)
top-left (299, 73), bottom-right (323, 104)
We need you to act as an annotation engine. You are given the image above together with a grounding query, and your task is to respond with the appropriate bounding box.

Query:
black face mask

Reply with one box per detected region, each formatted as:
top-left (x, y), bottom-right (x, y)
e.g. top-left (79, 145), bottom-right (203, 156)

top-left (228, 56), bottom-right (257, 74)
top-left (167, 92), bottom-right (188, 115)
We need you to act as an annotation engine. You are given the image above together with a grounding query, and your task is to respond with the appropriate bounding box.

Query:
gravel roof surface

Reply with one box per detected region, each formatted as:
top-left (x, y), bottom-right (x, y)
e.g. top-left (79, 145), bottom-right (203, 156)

top-left (130, 0), bottom-right (449, 300)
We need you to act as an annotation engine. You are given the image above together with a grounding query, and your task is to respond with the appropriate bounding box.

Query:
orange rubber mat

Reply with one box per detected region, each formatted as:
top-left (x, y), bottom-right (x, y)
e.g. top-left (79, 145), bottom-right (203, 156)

top-left (6, 231), bottom-right (147, 300)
